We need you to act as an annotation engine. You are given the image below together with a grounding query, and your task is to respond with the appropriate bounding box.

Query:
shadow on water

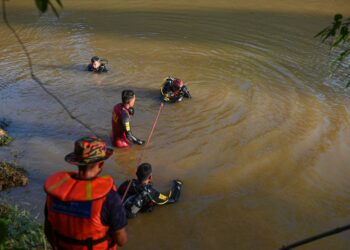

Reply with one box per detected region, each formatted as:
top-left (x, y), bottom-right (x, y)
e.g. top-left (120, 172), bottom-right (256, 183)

top-left (36, 63), bottom-right (89, 72)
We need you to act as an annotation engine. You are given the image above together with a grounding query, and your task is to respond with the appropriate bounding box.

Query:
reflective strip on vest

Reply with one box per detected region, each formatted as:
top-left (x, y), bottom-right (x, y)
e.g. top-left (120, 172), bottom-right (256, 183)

top-left (86, 180), bottom-right (92, 201)
top-left (45, 172), bottom-right (114, 201)
top-left (47, 175), bottom-right (70, 192)
top-left (44, 172), bottom-right (117, 250)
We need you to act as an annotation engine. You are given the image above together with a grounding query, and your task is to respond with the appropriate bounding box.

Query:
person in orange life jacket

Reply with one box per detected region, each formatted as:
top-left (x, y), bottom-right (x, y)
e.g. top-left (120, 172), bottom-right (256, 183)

top-left (160, 76), bottom-right (191, 103)
top-left (44, 136), bottom-right (128, 250)
top-left (88, 56), bottom-right (108, 73)
top-left (118, 163), bottom-right (183, 218)
top-left (112, 90), bottom-right (145, 148)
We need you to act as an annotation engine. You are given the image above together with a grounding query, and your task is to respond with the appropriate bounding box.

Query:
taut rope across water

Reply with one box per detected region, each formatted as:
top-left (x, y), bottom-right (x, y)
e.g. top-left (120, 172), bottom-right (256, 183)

top-left (121, 102), bottom-right (164, 202)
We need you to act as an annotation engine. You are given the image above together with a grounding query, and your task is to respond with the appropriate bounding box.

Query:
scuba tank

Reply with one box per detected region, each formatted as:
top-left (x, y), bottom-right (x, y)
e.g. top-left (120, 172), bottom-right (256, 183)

top-left (124, 193), bottom-right (144, 218)
top-left (123, 182), bottom-right (149, 218)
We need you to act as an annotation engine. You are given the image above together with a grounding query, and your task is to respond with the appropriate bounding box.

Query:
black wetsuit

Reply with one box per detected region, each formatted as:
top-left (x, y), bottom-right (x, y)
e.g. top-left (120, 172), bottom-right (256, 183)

top-left (117, 179), bottom-right (182, 218)
top-left (87, 63), bottom-right (108, 73)
top-left (161, 81), bottom-right (191, 103)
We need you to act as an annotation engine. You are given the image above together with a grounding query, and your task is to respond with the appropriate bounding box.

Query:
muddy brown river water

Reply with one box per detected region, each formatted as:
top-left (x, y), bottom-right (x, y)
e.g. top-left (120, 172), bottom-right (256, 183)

top-left (1, 0), bottom-right (350, 249)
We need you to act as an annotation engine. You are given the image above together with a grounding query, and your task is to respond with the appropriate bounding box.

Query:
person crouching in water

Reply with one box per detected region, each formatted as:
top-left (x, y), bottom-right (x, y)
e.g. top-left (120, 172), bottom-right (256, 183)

top-left (87, 56), bottom-right (108, 73)
top-left (112, 90), bottom-right (145, 148)
top-left (161, 76), bottom-right (191, 103)
top-left (118, 163), bottom-right (183, 218)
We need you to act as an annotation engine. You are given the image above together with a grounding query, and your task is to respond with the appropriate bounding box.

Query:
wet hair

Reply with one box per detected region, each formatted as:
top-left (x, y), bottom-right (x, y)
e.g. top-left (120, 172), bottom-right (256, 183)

top-left (122, 89), bottom-right (135, 104)
top-left (136, 163), bottom-right (152, 182)
top-left (91, 56), bottom-right (100, 63)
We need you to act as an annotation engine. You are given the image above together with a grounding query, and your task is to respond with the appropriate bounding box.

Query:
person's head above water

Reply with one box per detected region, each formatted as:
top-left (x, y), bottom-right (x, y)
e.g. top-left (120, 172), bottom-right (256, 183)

top-left (122, 89), bottom-right (136, 107)
top-left (136, 163), bottom-right (152, 184)
top-left (91, 56), bottom-right (101, 70)
top-left (172, 79), bottom-right (184, 91)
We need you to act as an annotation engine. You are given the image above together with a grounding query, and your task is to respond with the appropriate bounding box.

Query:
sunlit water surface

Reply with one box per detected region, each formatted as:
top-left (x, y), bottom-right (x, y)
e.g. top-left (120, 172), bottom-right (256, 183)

top-left (1, 0), bottom-right (350, 249)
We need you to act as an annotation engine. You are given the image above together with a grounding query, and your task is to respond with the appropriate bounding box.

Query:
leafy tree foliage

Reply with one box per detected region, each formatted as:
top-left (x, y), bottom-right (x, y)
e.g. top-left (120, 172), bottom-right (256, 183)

top-left (315, 14), bottom-right (350, 87)
top-left (35, 0), bottom-right (63, 17)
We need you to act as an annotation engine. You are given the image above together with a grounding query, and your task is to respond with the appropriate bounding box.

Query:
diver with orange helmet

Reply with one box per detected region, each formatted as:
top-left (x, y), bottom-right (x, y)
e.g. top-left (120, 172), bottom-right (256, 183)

top-left (160, 76), bottom-right (191, 103)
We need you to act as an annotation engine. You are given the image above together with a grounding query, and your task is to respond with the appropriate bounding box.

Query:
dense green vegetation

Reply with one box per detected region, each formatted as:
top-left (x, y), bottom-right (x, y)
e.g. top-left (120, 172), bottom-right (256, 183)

top-left (0, 162), bottom-right (45, 249)
top-left (0, 204), bottom-right (49, 250)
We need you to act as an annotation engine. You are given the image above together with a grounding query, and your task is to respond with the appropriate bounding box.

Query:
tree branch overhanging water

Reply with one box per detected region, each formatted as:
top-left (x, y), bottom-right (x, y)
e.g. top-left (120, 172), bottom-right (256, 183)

top-left (1, 0), bottom-right (95, 135)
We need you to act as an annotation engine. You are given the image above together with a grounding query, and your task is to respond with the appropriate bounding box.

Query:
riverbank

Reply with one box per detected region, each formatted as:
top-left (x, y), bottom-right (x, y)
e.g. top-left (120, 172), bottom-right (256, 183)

top-left (0, 161), bottom-right (49, 249)
top-left (0, 203), bottom-right (49, 249)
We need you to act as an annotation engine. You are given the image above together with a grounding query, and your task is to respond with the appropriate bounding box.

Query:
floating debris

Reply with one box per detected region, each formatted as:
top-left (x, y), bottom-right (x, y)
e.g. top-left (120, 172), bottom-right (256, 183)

top-left (0, 119), bottom-right (13, 146)
top-left (0, 129), bottom-right (13, 146)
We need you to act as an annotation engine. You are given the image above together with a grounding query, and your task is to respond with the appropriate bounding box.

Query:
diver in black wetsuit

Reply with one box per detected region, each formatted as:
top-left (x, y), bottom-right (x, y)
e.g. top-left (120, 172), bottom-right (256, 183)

top-left (87, 56), bottom-right (108, 73)
top-left (118, 163), bottom-right (183, 218)
top-left (161, 76), bottom-right (191, 103)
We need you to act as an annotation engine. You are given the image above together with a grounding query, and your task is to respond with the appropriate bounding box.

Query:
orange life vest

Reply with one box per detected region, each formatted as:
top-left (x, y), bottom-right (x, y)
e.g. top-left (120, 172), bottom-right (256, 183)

top-left (44, 172), bottom-right (117, 250)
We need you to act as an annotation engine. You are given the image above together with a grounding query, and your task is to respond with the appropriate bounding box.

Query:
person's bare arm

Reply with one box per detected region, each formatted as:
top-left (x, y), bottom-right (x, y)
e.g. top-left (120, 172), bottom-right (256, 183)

top-left (112, 227), bottom-right (128, 247)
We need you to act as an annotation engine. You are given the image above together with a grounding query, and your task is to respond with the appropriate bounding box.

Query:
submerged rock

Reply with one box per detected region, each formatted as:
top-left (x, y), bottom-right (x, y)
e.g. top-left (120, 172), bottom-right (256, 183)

top-left (0, 162), bottom-right (28, 191)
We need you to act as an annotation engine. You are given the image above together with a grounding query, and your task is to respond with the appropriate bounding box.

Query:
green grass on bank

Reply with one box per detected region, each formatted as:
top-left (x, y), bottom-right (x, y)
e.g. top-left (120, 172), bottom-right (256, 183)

top-left (0, 203), bottom-right (50, 250)
top-left (0, 159), bottom-right (48, 249)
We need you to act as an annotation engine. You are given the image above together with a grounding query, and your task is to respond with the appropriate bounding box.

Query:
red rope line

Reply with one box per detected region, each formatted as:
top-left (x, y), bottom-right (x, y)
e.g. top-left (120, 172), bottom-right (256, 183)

top-left (121, 102), bottom-right (164, 202)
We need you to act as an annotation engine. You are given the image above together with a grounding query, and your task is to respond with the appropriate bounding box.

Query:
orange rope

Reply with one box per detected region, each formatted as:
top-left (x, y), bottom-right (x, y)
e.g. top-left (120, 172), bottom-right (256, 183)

top-left (121, 102), bottom-right (164, 202)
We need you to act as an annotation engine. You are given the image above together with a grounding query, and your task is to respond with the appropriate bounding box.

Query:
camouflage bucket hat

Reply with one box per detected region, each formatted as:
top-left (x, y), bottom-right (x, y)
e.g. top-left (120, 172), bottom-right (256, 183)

top-left (65, 136), bottom-right (114, 166)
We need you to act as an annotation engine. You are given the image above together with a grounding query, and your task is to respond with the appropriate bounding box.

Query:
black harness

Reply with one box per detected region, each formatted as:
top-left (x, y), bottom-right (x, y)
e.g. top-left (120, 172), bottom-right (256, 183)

top-left (54, 230), bottom-right (111, 250)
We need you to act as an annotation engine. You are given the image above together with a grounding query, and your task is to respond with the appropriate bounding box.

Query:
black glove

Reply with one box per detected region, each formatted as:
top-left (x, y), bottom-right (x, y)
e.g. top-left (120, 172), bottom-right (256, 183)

top-left (135, 139), bottom-right (145, 145)
top-left (169, 179), bottom-right (183, 203)
top-left (181, 86), bottom-right (192, 98)
top-left (166, 78), bottom-right (174, 85)
top-left (128, 107), bottom-right (135, 116)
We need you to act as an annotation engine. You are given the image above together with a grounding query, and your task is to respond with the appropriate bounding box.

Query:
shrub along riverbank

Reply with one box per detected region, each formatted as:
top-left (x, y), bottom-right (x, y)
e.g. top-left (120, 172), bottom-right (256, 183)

top-left (0, 161), bottom-right (50, 249)
top-left (0, 203), bottom-right (49, 249)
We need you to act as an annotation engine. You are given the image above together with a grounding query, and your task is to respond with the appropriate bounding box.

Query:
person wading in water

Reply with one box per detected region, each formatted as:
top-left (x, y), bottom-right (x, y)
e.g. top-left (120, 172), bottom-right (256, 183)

top-left (112, 90), bottom-right (145, 148)
top-left (161, 76), bottom-right (191, 103)
top-left (118, 163), bottom-right (183, 218)
top-left (87, 56), bottom-right (108, 73)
